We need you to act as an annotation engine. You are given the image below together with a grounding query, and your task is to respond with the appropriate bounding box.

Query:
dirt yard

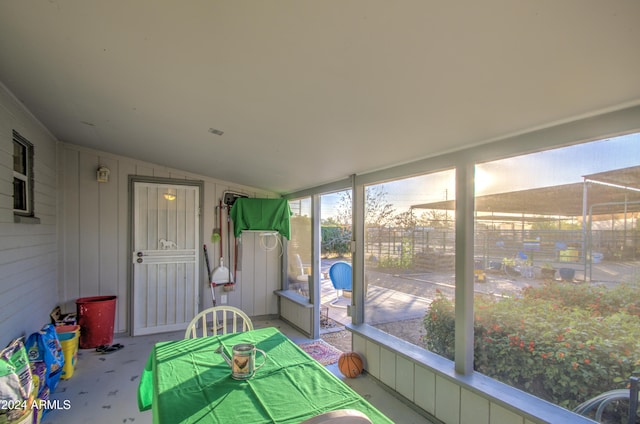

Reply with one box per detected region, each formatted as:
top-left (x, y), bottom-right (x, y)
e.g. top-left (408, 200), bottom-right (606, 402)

top-left (321, 317), bottom-right (425, 352)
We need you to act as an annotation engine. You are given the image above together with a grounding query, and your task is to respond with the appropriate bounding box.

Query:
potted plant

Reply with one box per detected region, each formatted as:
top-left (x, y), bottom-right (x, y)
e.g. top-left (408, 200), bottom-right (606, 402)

top-left (541, 263), bottom-right (556, 280)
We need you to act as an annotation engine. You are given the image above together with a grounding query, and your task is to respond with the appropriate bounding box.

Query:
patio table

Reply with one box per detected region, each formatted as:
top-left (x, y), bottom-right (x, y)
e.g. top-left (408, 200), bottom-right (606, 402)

top-left (137, 327), bottom-right (392, 423)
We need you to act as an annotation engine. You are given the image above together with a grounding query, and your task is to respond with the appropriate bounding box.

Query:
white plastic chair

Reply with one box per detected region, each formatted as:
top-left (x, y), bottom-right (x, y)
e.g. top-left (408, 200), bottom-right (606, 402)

top-left (289, 253), bottom-right (310, 296)
top-left (184, 306), bottom-right (253, 339)
top-left (300, 409), bottom-right (372, 424)
top-left (295, 253), bottom-right (310, 282)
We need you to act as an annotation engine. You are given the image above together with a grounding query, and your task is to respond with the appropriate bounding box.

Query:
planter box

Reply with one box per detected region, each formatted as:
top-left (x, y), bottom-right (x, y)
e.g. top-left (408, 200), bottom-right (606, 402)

top-left (541, 268), bottom-right (556, 280)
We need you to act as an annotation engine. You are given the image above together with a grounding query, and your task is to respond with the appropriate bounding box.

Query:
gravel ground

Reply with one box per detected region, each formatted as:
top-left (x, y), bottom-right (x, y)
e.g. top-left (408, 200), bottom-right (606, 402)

top-left (320, 329), bottom-right (352, 352)
top-left (321, 317), bottom-right (426, 352)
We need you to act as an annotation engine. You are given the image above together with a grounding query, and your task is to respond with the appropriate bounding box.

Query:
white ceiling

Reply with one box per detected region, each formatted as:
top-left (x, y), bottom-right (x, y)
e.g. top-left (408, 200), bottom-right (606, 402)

top-left (1, 1), bottom-right (639, 194)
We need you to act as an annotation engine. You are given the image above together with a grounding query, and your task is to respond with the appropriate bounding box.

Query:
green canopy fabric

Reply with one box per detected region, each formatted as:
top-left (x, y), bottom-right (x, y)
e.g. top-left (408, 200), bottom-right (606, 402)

top-left (230, 198), bottom-right (292, 239)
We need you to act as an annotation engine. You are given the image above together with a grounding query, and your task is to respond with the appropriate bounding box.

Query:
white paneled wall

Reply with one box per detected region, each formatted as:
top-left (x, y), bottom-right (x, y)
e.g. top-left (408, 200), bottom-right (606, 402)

top-left (226, 231), bottom-right (281, 316)
top-left (414, 365), bottom-right (436, 414)
top-left (58, 143), bottom-right (279, 334)
top-left (280, 297), bottom-right (313, 333)
top-left (0, 84), bottom-right (58, 348)
top-left (435, 377), bottom-right (461, 423)
top-left (460, 389), bottom-right (489, 424)
top-left (351, 329), bottom-right (595, 424)
top-left (0, 79), bottom-right (282, 347)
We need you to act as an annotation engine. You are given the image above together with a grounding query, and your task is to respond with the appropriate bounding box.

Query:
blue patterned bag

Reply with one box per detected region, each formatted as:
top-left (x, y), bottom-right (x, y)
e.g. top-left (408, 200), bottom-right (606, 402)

top-left (25, 324), bottom-right (64, 394)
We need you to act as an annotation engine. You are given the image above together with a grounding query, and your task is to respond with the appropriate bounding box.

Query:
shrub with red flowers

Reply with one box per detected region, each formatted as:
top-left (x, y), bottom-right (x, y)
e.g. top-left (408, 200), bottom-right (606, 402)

top-left (423, 281), bottom-right (640, 410)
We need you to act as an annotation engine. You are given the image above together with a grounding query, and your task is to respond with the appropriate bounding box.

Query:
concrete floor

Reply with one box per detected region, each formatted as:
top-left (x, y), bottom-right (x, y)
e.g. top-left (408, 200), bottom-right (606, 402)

top-left (38, 260), bottom-right (640, 423)
top-left (48, 257), bottom-right (636, 423)
top-left (44, 317), bottom-right (433, 424)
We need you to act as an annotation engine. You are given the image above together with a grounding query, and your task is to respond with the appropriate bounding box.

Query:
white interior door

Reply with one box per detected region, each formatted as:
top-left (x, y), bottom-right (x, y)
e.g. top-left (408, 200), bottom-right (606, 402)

top-left (132, 182), bottom-right (199, 335)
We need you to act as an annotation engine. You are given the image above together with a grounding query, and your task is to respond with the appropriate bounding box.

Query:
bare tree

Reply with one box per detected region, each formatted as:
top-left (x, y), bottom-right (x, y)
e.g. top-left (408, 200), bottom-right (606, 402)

top-left (394, 210), bottom-right (417, 229)
top-left (335, 185), bottom-right (396, 228)
top-left (416, 209), bottom-right (453, 229)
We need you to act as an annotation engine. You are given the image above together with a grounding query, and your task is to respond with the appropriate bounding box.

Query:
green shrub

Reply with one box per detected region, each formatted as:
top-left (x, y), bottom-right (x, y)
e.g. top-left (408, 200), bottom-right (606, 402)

top-left (321, 226), bottom-right (351, 257)
top-left (423, 292), bottom-right (455, 359)
top-left (424, 282), bottom-right (640, 409)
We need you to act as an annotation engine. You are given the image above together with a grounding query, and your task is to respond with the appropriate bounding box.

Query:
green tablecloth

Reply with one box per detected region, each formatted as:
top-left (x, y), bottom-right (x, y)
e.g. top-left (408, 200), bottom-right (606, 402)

top-left (138, 327), bottom-right (392, 424)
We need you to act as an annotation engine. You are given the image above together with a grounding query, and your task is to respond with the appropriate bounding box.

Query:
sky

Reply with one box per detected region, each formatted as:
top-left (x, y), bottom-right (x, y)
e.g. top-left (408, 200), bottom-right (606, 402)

top-left (317, 132), bottom-right (640, 219)
top-left (476, 132), bottom-right (640, 195)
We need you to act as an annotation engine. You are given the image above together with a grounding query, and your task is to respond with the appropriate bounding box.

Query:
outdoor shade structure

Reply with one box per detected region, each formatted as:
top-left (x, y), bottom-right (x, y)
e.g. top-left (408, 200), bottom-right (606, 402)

top-left (412, 165), bottom-right (640, 219)
top-left (411, 165), bottom-right (640, 280)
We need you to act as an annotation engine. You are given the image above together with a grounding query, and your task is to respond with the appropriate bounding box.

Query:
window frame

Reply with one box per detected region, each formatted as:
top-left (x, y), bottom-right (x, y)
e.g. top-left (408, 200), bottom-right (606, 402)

top-left (284, 106), bottom-right (640, 422)
top-left (287, 107), bottom-right (640, 354)
top-left (12, 130), bottom-right (35, 219)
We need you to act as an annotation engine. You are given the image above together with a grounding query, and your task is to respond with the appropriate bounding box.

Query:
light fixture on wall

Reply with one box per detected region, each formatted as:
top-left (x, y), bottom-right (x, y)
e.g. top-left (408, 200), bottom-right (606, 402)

top-left (97, 166), bottom-right (110, 183)
top-left (163, 189), bottom-right (176, 201)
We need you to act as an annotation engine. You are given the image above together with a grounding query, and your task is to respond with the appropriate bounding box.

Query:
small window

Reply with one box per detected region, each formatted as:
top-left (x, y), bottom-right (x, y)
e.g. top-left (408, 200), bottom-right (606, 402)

top-left (13, 130), bottom-right (34, 217)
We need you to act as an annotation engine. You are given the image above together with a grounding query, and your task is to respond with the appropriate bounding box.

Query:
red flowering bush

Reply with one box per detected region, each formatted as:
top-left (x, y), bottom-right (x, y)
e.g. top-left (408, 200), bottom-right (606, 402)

top-left (423, 282), bottom-right (640, 409)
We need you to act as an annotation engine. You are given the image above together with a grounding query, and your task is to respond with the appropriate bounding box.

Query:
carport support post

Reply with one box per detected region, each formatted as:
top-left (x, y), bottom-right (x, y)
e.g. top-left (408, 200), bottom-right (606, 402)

top-left (455, 161), bottom-right (474, 375)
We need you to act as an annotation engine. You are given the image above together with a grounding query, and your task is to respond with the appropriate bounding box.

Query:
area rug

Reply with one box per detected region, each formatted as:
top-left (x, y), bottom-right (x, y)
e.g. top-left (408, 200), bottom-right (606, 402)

top-left (297, 339), bottom-right (343, 366)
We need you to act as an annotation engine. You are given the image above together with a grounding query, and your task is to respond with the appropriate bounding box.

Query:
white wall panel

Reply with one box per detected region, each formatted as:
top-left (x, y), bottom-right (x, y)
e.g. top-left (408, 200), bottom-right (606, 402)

top-left (461, 388), bottom-right (489, 424)
top-left (0, 84), bottom-right (58, 348)
top-left (98, 155), bottom-right (119, 300)
top-left (435, 376), bottom-right (461, 424)
top-left (239, 237), bottom-right (256, 314)
top-left (78, 150), bottom-right (101, 297)
top-left (490, 403), bottom-right (524, 424)
top-left (60, 148), bottom-right (80, 304)
top-left (395, 355), bottom-right (415, 401)
top-left (280, 298), bottom-right (312, 332)
top-left (352, 333), bottom-right (367, 369)
top-left (379, 346), bottom-right (396, 388)
top-left (233, 231), bottom-right (281, 317)
top-left (364, 338), bottom-right (381, 378)
top-left (414, 365), bottom-right (436, 415)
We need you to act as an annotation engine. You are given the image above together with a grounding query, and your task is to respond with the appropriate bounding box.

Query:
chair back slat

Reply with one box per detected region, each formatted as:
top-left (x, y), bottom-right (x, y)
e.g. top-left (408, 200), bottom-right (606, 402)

top-left (184, 306), bottom-right (253, 339)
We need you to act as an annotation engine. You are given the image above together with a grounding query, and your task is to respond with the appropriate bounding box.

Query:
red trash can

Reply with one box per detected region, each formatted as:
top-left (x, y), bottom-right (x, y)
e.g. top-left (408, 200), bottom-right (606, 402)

top-left (76, 296), bottom-right (117, 349)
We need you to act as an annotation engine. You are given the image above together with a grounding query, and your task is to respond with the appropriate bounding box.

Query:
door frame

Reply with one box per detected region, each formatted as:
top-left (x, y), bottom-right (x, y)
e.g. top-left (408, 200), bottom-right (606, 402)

top-left (128, 175), bottom-right (204, 336)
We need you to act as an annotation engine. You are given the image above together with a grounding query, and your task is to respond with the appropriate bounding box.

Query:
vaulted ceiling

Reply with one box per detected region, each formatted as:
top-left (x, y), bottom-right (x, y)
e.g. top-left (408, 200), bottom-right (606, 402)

top-left (1, 1), bottom-right (639, 194)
